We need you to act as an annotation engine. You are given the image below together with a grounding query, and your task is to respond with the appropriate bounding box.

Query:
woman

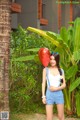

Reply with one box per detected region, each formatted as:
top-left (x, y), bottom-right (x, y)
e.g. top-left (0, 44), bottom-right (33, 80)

top-left (42, 52), bottom-right (66, 120)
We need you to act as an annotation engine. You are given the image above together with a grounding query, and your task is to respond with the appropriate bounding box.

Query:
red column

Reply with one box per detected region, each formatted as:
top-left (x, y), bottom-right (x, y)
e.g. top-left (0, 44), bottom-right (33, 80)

top-left (70, 0), bottom-right (73, 25)
top-left (38, 0), bottom-right (42, 19)
top-left (58, 0), bottom-right (61, 33)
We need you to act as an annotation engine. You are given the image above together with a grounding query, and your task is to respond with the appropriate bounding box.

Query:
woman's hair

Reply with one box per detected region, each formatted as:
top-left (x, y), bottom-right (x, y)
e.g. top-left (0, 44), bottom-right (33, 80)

top-left (51, 52), bottom-right (63, 83)
top-left (51, 52), bottom-right (60, 67)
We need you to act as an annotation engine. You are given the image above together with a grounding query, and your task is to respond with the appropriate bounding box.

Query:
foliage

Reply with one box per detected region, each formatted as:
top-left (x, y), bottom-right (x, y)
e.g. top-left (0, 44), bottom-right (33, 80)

top-left (27, 18), bottom-right (80, 117)
top-left (10, 17), bottom-right (80, 116)
top-left (9, 25), bottom-right (55, 112)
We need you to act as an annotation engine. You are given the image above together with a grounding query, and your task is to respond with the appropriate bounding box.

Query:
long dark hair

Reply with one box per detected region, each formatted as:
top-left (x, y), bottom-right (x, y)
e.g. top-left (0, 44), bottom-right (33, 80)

top-left (51, 52), bottom-right (63, 83)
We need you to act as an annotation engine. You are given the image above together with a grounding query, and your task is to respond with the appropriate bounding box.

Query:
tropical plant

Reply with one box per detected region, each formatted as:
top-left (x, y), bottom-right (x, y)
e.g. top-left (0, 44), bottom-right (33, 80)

top-left (9, 25), bottom-right (55, 112)
top-left (27, 18), bottom-right (80, 116)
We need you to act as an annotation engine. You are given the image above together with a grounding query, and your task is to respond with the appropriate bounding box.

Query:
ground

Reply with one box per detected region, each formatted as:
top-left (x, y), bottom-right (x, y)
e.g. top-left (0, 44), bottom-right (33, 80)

top-left (11, 113), bottom-right (80, 120)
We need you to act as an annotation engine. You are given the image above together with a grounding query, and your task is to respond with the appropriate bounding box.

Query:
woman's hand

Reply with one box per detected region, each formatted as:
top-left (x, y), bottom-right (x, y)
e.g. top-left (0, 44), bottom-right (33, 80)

top-left (49, 83), bottom-right (66, 91)
top-left (49, 86), bottom-right (58, 91)
top-left (42, 97), bottom-right (46, 104)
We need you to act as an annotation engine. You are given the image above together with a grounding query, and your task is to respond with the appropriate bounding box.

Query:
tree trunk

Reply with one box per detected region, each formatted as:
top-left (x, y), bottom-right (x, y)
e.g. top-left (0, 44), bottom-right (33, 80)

top-left (0, 0), bottom-right (11, 119)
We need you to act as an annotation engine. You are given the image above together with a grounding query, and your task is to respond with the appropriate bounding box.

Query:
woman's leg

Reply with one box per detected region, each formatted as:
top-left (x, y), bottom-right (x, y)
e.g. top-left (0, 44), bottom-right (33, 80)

top-left (57, 104), bottom-right (64, 120)
top-left (46, 104), bottom-right (53, 120)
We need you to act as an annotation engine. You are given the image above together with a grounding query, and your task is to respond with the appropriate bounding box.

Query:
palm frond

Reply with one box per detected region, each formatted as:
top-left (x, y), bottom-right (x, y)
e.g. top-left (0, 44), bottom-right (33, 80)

top-left (11, 55), bottom-right (37, 61)
top-left (69, 77), bottom-right (80, 92)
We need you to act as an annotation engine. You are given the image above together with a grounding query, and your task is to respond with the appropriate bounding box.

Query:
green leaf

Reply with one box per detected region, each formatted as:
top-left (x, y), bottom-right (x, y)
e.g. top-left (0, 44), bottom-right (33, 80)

top-left (73, 18), bottom-right (80, 51)
top-left (27, 26), bottom-right (72, 60)
top-left (60, 27), bottom-right (68, 43)
top-left (73, 50), bottom-right (80, 61)
top-left (11, 55), bottom-right (36, 61)
top-left (68, 21), bottom-right (74, 25)
top-left (69, 77), bottom-right (80, 92)
top-left (46, 31), bottom-right (57, 40)
top-left (75, 93), bottom-right (80, 117)
top-left (34, 55), bottom-right (40, 63)
top-left (27, 27), bottom-right (60, 47)
top-left (47, 31), bottom-right (63, 41)
top-left (66, 65), bottom-right (78, 80)
top-left (27, 48), bottom-right (40, 52)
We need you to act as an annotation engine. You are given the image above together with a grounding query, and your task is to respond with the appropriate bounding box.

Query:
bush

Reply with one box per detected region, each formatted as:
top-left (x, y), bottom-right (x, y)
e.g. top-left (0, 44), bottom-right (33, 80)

top-left (9, 26), bottom-right (54, 113)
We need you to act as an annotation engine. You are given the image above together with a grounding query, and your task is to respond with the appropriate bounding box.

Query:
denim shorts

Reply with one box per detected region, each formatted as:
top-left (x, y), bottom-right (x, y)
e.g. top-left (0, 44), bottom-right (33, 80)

top-left (46, 89), bottom-right (64, 105)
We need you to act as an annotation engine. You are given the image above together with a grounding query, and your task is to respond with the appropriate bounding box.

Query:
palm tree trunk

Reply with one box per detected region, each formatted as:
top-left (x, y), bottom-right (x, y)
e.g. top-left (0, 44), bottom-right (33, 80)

top-left (0, 0), bottom-right (11, 119)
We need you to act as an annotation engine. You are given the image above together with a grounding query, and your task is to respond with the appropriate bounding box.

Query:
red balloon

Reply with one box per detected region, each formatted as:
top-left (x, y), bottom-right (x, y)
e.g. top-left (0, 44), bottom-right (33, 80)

top-left (38, 48), bottom-right (50, 67)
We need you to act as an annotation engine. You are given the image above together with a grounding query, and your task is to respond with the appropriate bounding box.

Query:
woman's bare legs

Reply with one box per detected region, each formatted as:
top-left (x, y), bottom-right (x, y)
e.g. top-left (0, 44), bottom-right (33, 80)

top-left (57, 104), bottom-right (64, 120)
top-left (46, 105), bottom-right (53, 120)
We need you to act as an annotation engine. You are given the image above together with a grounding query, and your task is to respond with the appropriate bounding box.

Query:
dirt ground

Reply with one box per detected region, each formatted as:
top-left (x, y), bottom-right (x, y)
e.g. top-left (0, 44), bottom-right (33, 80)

top-left (25, 113), bottom-right (78, 120)
top-left (12, 113), bottom-right (80, 120)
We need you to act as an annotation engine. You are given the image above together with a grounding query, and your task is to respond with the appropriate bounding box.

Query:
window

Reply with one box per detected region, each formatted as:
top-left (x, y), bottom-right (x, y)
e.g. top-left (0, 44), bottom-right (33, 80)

top-left (38, 0), bottom-right (48, 25)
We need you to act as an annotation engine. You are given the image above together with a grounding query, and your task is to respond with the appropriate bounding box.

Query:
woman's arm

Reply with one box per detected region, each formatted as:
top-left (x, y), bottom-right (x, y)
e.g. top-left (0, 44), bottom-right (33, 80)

top-left (56, 74), bottom-right (66, 90)
top-left (49, 73), bottom-right (66, 91)
top-left (42, 68), bottom-right (46, 104)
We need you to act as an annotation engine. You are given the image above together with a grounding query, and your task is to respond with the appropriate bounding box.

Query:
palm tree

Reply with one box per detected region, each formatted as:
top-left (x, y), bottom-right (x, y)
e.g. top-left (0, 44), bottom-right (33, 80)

top-left (0, 0), bottom-right (11, 118)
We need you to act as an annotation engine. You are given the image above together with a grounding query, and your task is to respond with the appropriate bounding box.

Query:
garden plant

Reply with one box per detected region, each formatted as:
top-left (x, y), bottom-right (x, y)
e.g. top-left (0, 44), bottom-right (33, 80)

top-left (10, 18), bottom-right (80, 118)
